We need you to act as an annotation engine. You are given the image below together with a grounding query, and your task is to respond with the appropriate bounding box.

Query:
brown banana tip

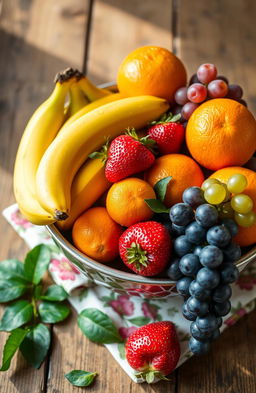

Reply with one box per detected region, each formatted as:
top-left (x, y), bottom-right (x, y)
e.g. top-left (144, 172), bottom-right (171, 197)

top-left (54, 210), bottom-right (69, 221)
top-left (54, 68), bottom-right (84, 84)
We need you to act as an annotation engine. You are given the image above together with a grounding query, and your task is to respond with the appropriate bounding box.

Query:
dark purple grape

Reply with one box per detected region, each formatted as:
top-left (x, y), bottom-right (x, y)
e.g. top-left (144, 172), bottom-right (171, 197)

top-left (216, 75), bottom-right (229, 84)
top-left (227, 84), bottom-right (243, 99)
top-left (174, 87), bottom-right (189, 105)
top-left (181, 102), bottom-right (199, 120)
top-left (189, 73), bottom-right (200, 85)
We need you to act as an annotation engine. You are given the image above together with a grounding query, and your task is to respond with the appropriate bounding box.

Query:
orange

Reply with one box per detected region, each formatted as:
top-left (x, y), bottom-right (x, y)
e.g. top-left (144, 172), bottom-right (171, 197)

top-left (72, 207), bottom-right (123, 262)
top-left (210, 167), bottom-right (256, 247)
top-left (145, 154), bottom-right (204, 207)
top-left (186, 98), bottom-right (256, 170)
top-left (106, 178), bottom-right (156, 227)
top-left (117, 46), bottom-right (187, 103)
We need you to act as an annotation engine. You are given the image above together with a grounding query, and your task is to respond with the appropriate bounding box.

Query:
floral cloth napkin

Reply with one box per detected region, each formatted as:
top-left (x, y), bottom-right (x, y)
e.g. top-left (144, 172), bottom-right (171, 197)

top-left (3, 204), bottom-right (256, 383)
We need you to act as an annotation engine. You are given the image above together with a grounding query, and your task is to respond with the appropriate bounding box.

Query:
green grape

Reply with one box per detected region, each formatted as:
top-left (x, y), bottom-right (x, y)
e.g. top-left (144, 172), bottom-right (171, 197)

top-left (231, 194), bottom-right (253, 214)
top-left (227, 174), bottom-right (248, 194)
top-left (202, 178), bottom-right (220, 191)
top-left (221, 183), bottom-right (231, 202)
top-left (218, 201), bottom-right (234, 219)
top-left (204, 184), bottom-right (226, 205)
top-left (235, 211), bottom-right (256, 227)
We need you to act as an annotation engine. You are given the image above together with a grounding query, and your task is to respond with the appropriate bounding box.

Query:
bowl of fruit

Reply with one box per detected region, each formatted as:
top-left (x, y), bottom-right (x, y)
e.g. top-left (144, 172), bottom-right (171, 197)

top-left (14, 46), bottom-right (256, 303)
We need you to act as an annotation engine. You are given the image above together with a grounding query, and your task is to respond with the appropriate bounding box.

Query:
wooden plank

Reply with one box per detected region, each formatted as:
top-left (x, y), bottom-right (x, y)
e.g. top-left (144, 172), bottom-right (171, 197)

top-left (0, 0), bottom-right (88, 391)
top-left (87, 0), bottom-right (172, 83)
top-left (176, 0), bottom-right (256, 391)
top-left (46, 310), bottom-right (176, 393)
top-left (176, 0), bottom-right (256, 114)
top-left (177, 310), bottom-right (256, 392)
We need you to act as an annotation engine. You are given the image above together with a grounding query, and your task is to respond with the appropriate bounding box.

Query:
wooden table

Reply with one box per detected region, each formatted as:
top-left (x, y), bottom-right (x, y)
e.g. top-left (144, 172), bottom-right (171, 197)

top-left (0, 0), bottom-right (256, 392)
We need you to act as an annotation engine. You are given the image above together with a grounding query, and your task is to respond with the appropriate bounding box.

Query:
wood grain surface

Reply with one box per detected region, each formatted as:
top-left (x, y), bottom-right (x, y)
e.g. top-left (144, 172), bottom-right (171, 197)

top-left (0, 0), bottom-right (256, 392)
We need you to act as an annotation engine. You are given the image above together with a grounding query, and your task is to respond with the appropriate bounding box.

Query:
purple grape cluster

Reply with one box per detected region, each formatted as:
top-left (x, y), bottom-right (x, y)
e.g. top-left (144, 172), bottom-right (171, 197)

top-left (166, 186), bottom-right (241, 355)
top-left (173, 63), bottom-right (246, 122)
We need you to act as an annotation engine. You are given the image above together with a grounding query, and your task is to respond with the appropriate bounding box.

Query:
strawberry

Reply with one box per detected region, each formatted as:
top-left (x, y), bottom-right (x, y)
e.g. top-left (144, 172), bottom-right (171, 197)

top-left (147, 112), bottom-right (185, 154)
top-left (90, 129), bottom-right (155, 183)
top-left (119, 221), bottom-right (172, 276)
top-left (125, 321), bottom-right (180, 383)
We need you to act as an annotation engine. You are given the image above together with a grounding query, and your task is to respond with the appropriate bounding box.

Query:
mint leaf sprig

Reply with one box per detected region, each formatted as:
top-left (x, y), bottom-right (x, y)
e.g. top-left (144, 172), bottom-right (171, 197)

top-left (0, 244), bottom-right (70, 371)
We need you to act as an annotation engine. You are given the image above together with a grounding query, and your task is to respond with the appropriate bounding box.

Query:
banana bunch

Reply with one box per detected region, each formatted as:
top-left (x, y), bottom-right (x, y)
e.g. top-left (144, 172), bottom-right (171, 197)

top-left (14, 68), bottom-right (169, 226)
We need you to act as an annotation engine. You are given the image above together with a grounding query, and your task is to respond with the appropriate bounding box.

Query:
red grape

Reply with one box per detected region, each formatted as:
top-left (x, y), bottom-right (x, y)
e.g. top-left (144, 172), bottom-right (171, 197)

top-left (187, 83), bottom-right (207, 103)
top-left (217, 75), bottom-right (229, 84)
top-left (174, 87), bottom-right (189, 105)
top-left (208, 79), bottom-right (228, 98)
top-left (181, 102), bottom-right (199, 120)
top-left (227, 84), bottom-right (243, 99)
top-left (197, 64), bottom-right (217, 84)
top-left (189, 74), bottom-right (200, 85)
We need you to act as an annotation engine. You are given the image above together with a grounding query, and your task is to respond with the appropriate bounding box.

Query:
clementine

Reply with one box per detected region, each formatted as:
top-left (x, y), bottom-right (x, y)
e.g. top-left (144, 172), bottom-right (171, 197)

top-left (106, 178), bottom-right (155, 227)
top-left (186, 98), bottom-right (256, 170)
top-left (117, 46), bottom-right (187, 103)
top-left (72, 207), bottom-right (123, 262)
top-left (210, 166), bottom-right (256, 247)
top-left (145, 154), bottom-right (204, 207)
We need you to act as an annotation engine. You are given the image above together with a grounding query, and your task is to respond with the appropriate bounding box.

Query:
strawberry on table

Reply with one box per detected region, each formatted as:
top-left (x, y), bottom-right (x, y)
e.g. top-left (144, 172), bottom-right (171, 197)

top-left (90, 129), bottom-right (155, 183)
top-left (119, 221), bottom-right (172, 276)
top-left (147, 112), bottom-right (185, 154)
top-left (125, 321), bottom-right (180, 383)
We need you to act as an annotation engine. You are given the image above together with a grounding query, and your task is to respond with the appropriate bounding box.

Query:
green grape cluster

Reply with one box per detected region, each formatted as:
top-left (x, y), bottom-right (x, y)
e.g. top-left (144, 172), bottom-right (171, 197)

top-left (202, 174), bottom-right (256, 228)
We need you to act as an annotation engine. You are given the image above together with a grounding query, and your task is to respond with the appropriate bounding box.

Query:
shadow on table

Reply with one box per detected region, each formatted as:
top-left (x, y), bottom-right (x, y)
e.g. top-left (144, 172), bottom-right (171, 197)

top-left (0, 28), bottom-right (78, 174)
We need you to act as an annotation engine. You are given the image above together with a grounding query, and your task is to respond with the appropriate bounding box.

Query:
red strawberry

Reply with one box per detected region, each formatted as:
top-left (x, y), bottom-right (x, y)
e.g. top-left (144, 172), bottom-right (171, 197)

top-left (119, 221), bottom-right (172, 276)
top-left (125, 321), bottom-right (180, 383)
top-left (147, 112), bottom-right (185, 154)
top-left (104, 129), bottom-right (155, 182)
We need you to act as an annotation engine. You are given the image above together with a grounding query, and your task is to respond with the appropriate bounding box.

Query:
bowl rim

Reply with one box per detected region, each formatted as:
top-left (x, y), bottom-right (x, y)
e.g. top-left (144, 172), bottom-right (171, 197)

top-left (47, 224), bottom-right (256, 285)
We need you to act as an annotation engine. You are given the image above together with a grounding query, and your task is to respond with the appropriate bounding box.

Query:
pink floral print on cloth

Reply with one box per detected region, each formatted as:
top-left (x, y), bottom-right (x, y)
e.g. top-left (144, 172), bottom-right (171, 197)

top-left (109, 295), bottom-right (135, 316)
top-left (10, 208), bottom-right (32, 229)
top-left (50, 257), bottom-right (80, 281)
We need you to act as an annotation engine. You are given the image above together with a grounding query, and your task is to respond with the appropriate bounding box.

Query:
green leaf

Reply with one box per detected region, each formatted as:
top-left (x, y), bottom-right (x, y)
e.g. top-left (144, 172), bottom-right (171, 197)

top-left (0, 259), bottom-right (28, 281)
top-left (38, 301), bottom-right (70, 323)
top-left (20, 323), bottom-right (50, 369)
top-left (118, 343), bottom-right (126, 360)
top-left (78, 308), bottom-right (123, 344)
top-left (65, 370), bottom-right (97, 387)
top-left (146, 371), bottom-right (155, 384)
top-left (153, 177), bottom-right (172, 203)
top-left (0, 328), bottom-right (28, 371)
top-left (144, 199), bottom-right (169, 214)
top-left (127, 316), bottom-right (151, 326)
top-left (40, 285), bottom-right (68, 302)
top-left (24, 245), bottom-right (51, 284)
top-left (0, 279), bottom-right (29, 303)
top-left (0, 300), bottom-right (33, 331)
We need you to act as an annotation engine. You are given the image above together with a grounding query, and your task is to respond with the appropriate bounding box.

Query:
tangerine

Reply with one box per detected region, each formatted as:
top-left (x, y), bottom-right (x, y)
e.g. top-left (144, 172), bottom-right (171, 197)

top-left (186, 99), bottom-right (256, 170)
top-left (72, 207), bottom-right (123, 262)
top-left (210, 166), bottom-right (256, 246)
top-left (117, 46), bottom-right (187, 103)
top-left (145, 154), bottom-right (204, 207)
top-left (106, 178), bottom-right (155, 227)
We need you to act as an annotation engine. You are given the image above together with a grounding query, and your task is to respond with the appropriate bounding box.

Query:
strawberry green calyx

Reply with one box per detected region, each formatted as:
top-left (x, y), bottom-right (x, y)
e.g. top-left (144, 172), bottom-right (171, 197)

top-left (150, 111), bottom-right (181, 125)
top-left (135, 370), bottom-right (171, 384)
top-left (126, 242), bottom-right (148, 271)
top-left (126, 128), bottom-right (156, 152)
top-left (89, 139), bottom-right (110, 164)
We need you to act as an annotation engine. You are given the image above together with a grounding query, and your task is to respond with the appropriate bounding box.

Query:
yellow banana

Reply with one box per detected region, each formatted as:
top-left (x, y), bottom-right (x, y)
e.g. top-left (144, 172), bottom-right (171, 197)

top-left (36, 95), bottom-right (169, 219)
top-left (66, 83), bottom-right (89, 118)
top-left (57, 158), bottom-right (110, 231)
top-left (61, 92), bottom-right (123, 130)
top-left (13, 69), bottom-right (75, 225)
top-left (79, 76), bottom-right (111, 101)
